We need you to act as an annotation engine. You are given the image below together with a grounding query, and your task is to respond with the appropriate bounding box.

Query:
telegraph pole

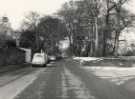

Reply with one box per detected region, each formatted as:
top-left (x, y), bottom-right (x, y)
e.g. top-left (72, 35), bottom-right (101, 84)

top-left (95, 17), bottom-right (98, 56)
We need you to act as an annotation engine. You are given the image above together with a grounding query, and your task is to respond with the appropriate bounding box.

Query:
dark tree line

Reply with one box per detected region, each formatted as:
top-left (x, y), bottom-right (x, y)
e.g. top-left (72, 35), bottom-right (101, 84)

top-left (19, 0), bottom-right (135, 57)
top-left (20, 12), bottom-right (67, 55)
top-left (58, 0), bottom-right (135, 56)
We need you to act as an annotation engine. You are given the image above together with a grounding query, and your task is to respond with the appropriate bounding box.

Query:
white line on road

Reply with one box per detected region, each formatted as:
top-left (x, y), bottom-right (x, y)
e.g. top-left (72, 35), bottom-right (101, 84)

top-left (61, 71), bottom-right (69, 99)
top-left (0, 68), bottom-right (45, 99)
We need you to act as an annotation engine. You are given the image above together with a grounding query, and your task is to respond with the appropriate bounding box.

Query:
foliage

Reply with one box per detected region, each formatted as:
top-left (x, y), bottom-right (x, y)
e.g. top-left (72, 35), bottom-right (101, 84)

top-left (37, 16), bottom-right (67, 53)
top-left (0, 16), bottom-right (16, 50)
top-left (21, 11), bottom-right (40, 31)
top-left (20, 12), bottom-right (68, 55)
top-left (58, 0), bottom-right (134, 56)
top-left (20, 30), bottom-right (36, 48)
top-left (6, 40), bottom-right (16, 47)
top-left (0, 47), bottom-right (25, 65)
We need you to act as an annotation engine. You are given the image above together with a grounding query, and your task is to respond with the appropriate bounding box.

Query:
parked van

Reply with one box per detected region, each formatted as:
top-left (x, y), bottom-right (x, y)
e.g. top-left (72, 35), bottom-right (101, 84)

top-left (32, 52), bottom-right (48, 67)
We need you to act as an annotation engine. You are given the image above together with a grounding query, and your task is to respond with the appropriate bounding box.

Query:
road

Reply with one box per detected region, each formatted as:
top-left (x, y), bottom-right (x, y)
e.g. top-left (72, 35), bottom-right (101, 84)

top-left (0, 59), bottom-right (135, 99)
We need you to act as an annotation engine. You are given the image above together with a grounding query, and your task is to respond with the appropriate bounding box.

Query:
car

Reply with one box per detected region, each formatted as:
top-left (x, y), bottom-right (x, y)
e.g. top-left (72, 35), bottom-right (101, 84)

top-left (48, 55), bottom-right (56, 61)
top-left (32, 52), bottom-right (48, 67)
top-left (56, 55), bottom-right (63, 60)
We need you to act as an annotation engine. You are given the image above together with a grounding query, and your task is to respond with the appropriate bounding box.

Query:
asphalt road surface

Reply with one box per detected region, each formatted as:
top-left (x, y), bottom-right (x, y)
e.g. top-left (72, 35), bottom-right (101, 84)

top-left (1, 59), bottom-right (135, 99)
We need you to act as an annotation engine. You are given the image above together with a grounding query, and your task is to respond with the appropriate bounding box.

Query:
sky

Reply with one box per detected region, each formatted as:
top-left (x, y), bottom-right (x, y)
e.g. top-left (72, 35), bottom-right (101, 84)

top-left (0, 0), bottom-right (134, 30)
top-left (0, 0), bottom-right (69, 30)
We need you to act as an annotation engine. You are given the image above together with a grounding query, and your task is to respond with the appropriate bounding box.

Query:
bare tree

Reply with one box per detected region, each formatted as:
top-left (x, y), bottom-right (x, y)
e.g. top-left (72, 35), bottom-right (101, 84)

top-left (21, 11), bottom-right (40, 31)
top-left (58, 0), bottom-right (134, 57)
top-left (21, 11), bottom-right (41, 51)
top-left (37, 16), bottom-right (67, 54)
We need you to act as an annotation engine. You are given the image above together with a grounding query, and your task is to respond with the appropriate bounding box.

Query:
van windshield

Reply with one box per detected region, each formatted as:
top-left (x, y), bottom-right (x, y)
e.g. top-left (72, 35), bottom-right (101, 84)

top-left (36, 55), bottom-right (42, 57)
top-left (34, 54), bottom-right (43, 57)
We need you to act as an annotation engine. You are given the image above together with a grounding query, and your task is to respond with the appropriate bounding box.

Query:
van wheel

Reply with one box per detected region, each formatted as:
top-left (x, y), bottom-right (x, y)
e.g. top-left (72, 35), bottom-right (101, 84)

top-left (43, 64), bottom-right (46, 67)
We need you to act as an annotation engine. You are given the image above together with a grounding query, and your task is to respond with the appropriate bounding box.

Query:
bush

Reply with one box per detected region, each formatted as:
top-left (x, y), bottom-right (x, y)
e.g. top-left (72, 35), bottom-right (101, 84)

top-left (6, 40), bottom-right (16, 47)
top-left (0, 47), bottom-right (25, 66)
top-left (124, 50), bottom-right (133, 56)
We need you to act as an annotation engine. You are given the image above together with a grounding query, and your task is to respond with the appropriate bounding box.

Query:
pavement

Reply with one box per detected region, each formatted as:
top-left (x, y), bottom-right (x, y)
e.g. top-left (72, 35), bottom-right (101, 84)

top-left (4, 59), bottom-right (133, 99)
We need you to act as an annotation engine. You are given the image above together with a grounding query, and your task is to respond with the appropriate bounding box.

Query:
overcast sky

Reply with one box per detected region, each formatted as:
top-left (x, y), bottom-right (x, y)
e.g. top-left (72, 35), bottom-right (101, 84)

top-left (0, 0), bottom-right (134, 30)
top-left (0, 0), bottom-right (69, 30)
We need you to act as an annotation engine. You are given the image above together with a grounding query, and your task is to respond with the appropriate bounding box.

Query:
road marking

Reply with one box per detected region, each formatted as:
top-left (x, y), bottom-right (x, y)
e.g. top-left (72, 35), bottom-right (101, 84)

top-left (0, 68), bottom-right (45, 99)
top-left (61, 71), bottom-right (69, 99)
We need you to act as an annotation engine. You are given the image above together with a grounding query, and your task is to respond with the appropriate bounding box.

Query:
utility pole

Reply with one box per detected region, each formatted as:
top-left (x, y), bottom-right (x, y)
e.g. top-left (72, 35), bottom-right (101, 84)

top-left (95, 17), bottom-right (99, 56)
top-left (90, 21), bottom-right (94, 56)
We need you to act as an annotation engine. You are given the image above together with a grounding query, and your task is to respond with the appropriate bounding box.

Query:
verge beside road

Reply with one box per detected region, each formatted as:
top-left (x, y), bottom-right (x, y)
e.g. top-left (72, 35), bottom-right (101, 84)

top-left (0, 63), bottom-right (30, 75)
top-left (0, 67), bottom-right (44, 99)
